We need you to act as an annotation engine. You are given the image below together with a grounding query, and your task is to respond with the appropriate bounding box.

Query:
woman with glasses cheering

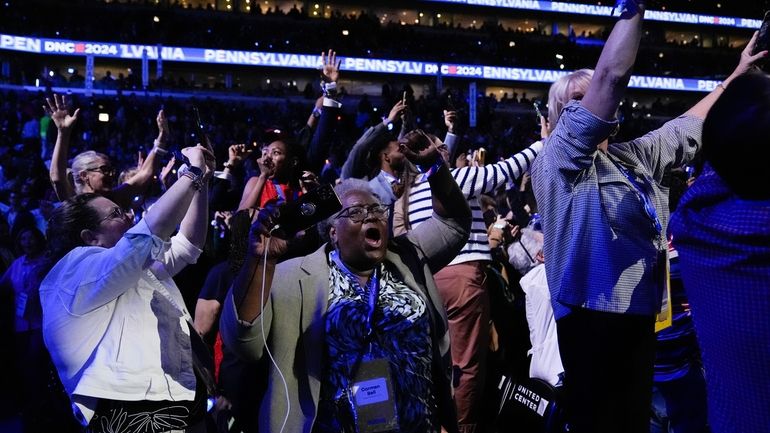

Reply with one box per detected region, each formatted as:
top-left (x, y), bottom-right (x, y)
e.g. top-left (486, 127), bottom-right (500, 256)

top-left (40, 143), bottom-right (216, 433)
top-left (221, 133), bottom-right (471, 433)
top-left (46, 94), bottom-right (172, 210)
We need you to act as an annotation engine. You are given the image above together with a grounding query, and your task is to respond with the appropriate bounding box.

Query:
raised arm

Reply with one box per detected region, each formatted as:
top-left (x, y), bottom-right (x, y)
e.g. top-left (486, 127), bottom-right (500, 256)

top-left (452, 140), bottom-right (543, 198)
top-left (399, 131), bottom-right (472, 272)
top-left (443, 110), bottom-right (459, 160)
top-left (230, 208), bottom-right (289, 323)
top-left (399, 131), bottom-right (470, 222)
top-left (306, 52), bottom-right (344, 173)
top-left (45, 94), bottom-right (79, 201)
top-left (341, 100), bottom-right (406, 179)
top-left (178, 160), bottom-right (212, 249)
top-left (144, 145), bottom-right (213, 240)
top-left (685, 31), bottom-right (767, 120)
top-left (581, 1), bottom-right (645, 121)
top-left (112, 110), bottom-right (171, 205)
top-left (237, 152), bottom-right (274, 211)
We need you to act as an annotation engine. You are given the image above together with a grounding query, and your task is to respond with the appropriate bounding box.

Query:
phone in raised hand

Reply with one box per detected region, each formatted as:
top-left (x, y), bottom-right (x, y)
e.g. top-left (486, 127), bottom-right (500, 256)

top-left (533, 101), bottom-right (543, 126)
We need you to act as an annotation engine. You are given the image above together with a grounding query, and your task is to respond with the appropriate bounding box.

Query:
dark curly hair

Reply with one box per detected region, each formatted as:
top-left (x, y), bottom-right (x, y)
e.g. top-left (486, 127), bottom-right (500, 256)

top-left (46, 193), bottom-right (102, 262)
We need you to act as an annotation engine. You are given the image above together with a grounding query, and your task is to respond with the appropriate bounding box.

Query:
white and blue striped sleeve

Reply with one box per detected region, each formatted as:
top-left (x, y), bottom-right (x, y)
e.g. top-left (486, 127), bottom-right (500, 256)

top-left (451, 140), bottom-right (543, 199)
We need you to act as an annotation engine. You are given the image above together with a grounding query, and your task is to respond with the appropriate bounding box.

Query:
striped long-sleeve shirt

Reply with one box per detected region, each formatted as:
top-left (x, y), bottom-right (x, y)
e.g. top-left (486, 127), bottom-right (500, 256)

top-left (407, 141), bottom-right (543, 266)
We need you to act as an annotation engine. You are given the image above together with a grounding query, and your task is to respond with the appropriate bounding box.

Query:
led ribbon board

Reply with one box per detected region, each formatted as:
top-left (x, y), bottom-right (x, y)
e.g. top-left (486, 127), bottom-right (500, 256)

top-left (422, 0), bottom-right (762, 29)
top-left (0, 33), bottom-right (724, 92)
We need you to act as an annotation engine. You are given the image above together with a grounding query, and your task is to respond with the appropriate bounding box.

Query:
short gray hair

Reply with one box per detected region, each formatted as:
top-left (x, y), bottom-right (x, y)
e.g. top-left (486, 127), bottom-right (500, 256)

top-left (71, 150), bottom-right (110, 193)
top-left (317, 178), bottom-right (380, 242)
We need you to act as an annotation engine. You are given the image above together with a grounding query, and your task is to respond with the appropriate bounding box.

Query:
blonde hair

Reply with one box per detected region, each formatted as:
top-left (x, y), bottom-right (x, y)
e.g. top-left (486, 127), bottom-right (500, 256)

top-left (71, 150), bottom-right (110, 193)
top-left (547, 69), bottom-right (594, 133)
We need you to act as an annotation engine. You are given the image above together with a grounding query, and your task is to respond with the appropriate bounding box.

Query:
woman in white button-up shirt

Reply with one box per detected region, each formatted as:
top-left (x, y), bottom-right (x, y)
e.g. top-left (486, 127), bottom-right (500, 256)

top-left (41, 144), bottom-right (214, 433)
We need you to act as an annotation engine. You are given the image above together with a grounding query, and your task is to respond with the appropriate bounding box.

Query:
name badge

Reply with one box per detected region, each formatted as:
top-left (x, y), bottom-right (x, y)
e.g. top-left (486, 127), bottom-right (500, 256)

top-left (350, 356), bottom-right (398, 433)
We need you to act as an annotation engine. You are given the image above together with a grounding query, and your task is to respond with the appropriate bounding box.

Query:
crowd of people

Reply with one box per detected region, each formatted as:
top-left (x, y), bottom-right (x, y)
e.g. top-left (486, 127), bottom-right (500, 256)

top-left (2, 2), bottom-right (770, 433)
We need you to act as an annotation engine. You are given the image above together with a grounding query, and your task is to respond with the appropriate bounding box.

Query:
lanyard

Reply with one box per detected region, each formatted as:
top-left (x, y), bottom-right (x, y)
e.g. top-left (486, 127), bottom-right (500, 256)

top-left (330, 251), bottom-right (381, 341)
top-left (611, 159), bottom-right (663, 234)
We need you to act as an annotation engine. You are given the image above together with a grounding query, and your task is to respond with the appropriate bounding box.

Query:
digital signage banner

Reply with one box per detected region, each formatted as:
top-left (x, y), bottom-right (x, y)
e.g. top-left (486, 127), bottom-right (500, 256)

top-left (0, 33), bottom-right (724, 92)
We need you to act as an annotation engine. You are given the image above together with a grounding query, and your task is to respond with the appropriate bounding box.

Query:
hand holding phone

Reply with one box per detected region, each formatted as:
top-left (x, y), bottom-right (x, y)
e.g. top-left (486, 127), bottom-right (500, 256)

top-left (446, 94), bottom-right (456, 111)
top-left (272, 183), bottom-right (342, 239)
top-left (193, 106), bottom-right (213, 151)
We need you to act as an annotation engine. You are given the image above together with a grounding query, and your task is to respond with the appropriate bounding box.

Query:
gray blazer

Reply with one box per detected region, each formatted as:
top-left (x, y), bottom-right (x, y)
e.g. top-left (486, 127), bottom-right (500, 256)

top-left (221, 212), bottom-right (469, 433)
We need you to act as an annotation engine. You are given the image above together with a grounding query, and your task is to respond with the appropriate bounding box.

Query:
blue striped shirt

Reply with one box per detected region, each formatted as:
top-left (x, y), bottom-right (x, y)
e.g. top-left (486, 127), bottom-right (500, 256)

top-left (531, 101), bottom-right (702, 319)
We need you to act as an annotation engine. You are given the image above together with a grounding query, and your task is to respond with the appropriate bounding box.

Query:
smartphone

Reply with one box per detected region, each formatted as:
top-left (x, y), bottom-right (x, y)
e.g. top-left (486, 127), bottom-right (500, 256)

top-left (532, 101), bottom-right (543, 116)
top-left (446, 94), bottom-right (456, 111)
top-left (754, 11), bottom-right (770, 57)
top-left (402, 91), bottom-right (408, 106)
top-left (192, 106), bottom-right (212, 149)
top-left (475, 147), bottom-right (486, 164)
top-left (273, 183), bottom-right (342, 238)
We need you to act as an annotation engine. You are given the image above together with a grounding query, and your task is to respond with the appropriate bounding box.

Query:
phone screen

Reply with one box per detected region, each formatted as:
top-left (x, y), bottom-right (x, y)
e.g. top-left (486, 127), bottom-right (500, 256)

top-left (533, 101), bottom-right (543, 126)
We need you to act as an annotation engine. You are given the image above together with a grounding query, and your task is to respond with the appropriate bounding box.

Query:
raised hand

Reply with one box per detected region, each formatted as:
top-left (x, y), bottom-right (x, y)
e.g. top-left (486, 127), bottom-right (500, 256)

top-left (386, 100), bottom-right (407, 124)
top-left (156, 109), bottom-right (170, 146)
top-left (539, 114), bottom-right (550, 140)
top-left (320, 49), bottom-right (341, 83)
top-left (136, 151), bottom-right (145, 169)
top-left (227, 144), bottom-right (251, 168)
top-left (181, 144), bottom-right (215, 178)
top-left (726, 31), bottom-right (768, 85)
top-left (44, 94), bottom-right (80, 131)
top-left (248, 204), bottom-right (290, 256)
top-left (257, 153), bottom-right (276, 178)
top-left (299, 170), bottom-right (319, 193)
top-left (159, 155), bottom-right (176, 185)
top-left (443, 110), bottom-right (457, 134)
top-left (398, 129), bottom-right (443, 166)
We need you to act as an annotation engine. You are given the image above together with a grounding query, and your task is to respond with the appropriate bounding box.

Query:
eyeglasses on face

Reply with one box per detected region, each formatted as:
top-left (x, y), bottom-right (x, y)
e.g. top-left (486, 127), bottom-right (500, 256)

top-left (99, 206), bottom-right (127, 224)
top-left (86, 165), bottom-right (117, 176)
top-left (335, 204), bottom-right (389, 223)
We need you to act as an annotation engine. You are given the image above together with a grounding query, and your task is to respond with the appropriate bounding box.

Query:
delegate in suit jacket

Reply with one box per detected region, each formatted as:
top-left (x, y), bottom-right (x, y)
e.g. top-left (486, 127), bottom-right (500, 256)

top-left (221, 210), bottom-right (470, 433)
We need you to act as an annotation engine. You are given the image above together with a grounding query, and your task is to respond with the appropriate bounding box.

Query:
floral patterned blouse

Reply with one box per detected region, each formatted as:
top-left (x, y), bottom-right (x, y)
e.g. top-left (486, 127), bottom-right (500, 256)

top-left (313, 251), bottom-right (436, 433)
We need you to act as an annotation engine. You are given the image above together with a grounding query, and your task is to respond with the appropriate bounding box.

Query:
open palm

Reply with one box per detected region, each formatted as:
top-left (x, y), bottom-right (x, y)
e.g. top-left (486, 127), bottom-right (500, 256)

top-left (44, 94), bottom-right (80, 130)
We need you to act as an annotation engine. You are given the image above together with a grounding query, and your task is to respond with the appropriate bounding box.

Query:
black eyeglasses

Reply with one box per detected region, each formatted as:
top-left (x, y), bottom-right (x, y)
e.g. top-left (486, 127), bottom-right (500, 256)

top-left (99, 206), bottom-right (127, 224)
top-left (86, 165), bottom-right (117, 176)
top-left (335, 204), bottom-right (389, 223)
